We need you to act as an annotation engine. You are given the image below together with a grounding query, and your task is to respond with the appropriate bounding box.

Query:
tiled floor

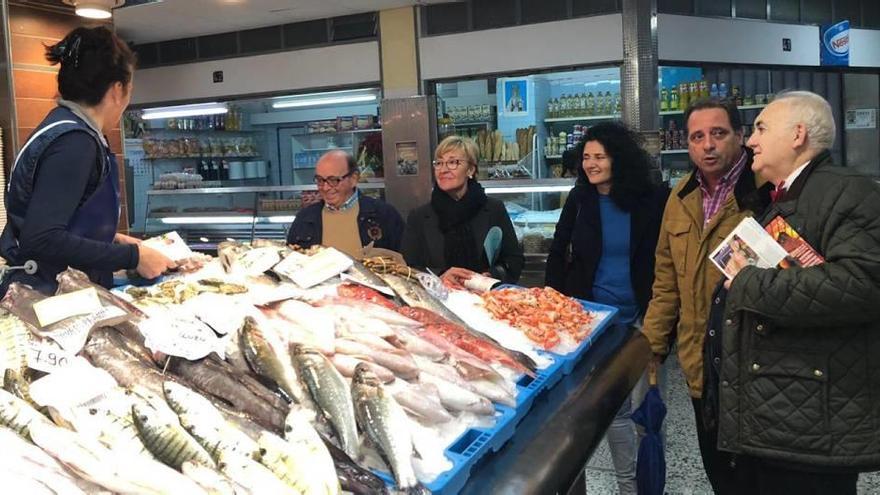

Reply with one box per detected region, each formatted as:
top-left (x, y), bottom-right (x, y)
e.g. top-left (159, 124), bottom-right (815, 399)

top-left (583, 355), bottom-right (880, 494)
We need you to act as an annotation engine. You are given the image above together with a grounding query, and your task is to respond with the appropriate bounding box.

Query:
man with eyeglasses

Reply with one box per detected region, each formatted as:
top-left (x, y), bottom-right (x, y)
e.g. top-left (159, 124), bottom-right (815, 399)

top-left (287, 150), bottom-right (404, 257)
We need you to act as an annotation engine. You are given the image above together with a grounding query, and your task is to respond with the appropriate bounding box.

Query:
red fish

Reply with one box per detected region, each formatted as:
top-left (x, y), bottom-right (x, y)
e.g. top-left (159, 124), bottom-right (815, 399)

top-left (336, 284), bottom-right (397, 310)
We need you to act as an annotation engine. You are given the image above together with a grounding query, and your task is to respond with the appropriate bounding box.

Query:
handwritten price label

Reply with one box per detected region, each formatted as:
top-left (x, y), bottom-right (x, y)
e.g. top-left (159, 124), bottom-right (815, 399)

top-left (28, 338), bottom-right (75, 374)
top-left (141, 312), bottom-right (225, 360)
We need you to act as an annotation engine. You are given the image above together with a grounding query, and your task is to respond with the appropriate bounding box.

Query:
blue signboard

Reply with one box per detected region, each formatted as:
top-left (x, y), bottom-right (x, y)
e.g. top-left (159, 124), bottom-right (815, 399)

top-left (820, 20), bottom-right (850, 66)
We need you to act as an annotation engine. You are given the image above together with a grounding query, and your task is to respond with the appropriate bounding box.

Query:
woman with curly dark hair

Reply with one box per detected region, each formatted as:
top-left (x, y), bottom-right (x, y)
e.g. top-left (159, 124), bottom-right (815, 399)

top-left (545, 121), bottom-right (668, 494)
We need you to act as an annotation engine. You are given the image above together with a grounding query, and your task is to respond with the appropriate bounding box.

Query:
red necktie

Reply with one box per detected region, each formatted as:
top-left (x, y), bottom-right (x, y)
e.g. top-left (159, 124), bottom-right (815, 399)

top-left (770, 181), bottom-right (786, 203)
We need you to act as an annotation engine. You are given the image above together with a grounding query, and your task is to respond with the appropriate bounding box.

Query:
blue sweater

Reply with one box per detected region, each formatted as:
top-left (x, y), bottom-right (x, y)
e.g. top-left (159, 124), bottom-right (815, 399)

top-left (592, 195), bottom-right (639, 327)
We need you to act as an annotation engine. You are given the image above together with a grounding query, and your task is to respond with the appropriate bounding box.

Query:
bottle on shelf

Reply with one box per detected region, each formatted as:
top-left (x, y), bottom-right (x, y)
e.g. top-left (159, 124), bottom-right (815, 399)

top-left (699, 80), bottom-right (709, 99)
top-left (719, 82), bottom-right (728, 99)
top-left (586, 92), bottom-right (594, 116)
top-left (221, 160), bottom-right (230, 180)
top-left (710, 83), bottom-right (719, 99)
top-left (660, 88), bottom-right (668, 112)
top-left (604, 91), bottom-right (613, 115)
top-left (678, 83), bottom-right (689, 111)
top-left (615, 93), bottom-right (621, 114)
top-left (670, 87), bottom-right (679, 111)
top-left (732, 86), bottom-right (743, 106)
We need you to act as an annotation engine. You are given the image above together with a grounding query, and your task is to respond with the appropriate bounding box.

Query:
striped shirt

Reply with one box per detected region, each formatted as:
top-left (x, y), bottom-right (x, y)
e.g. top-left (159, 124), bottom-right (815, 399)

top-left (696, 150), bottom-right (748, 226)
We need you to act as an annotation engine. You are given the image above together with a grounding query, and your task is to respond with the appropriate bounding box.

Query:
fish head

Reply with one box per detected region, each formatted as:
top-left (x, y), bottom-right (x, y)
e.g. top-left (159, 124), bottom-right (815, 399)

top-left (352, 362), bottom-right (381, 387)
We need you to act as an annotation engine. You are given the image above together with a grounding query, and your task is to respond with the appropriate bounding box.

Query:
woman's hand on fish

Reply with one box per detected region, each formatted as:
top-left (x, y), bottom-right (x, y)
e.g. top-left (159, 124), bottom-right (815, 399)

top-left (137, 244), bottom-right (177, 279)
top-left (441, 267), bottom-right (477, 289)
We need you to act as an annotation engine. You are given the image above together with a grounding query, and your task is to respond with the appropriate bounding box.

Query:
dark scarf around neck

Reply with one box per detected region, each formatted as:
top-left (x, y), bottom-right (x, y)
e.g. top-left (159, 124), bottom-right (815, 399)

top-left (430, 179), bottom-right (488, 272)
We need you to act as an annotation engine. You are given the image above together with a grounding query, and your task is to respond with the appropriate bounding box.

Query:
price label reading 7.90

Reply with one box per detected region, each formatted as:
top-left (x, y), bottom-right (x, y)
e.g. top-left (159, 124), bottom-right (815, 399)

top-left (28, 339), bottom-right (74, 374)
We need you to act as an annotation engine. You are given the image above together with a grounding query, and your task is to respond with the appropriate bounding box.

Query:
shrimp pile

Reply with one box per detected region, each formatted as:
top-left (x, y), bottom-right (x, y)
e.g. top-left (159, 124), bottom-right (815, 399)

top-left (481, 287), bottom-right (594, 350)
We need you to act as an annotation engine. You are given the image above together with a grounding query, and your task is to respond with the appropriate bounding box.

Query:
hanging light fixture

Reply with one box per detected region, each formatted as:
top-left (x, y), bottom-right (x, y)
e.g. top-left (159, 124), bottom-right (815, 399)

top-left (63, 0), bottom-right (125, 20)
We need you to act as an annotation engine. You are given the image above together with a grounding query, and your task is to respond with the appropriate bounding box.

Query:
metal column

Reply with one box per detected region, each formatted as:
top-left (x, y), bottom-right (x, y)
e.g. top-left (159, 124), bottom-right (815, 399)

top-left (621, 0), bottom-right (661, 160)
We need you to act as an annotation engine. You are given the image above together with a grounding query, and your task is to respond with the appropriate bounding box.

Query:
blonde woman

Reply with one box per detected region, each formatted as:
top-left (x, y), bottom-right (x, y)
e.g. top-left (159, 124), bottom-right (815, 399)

top-left (401, 135), bottom-right (523, 287)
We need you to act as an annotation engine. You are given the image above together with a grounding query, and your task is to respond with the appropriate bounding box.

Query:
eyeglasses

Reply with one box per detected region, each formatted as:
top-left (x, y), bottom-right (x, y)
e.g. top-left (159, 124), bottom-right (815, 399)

top-left (432, 159), bottom-right (467, 170)
top-left (314, 172), bottom-right (353, 188)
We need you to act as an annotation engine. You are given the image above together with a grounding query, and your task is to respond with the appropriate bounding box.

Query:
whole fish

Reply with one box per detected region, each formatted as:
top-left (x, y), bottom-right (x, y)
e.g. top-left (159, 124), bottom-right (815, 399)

top-left (0, 283), bottom-right (47, 330)
top-left (4, 368), bottom-right (32, 402)
top-left (259, 428), bottom-right (340, 495)
top-left (239, 316), bottom-right (310, 407)
top-left (414, 356), bottom-right (516, 407)
top-left (168, 357), bottom-right (287, 434)
top-left (331, 354), bottom-right (396, 384)
top-left (83, 328), bottom-right (167, 398)
top-left (292, 345), bottom-right (360, 459)
top-left (352, 363), bottom-right (422, 491)
top-left (132, 400), bottom-right (216, 470)
top-left (0, 311), bottom-right (30, 375)
top-left (344, 256), bottom-right (394, 294)
top-left (49, 388), bottom-right (153, 459)
top-left (218, 451), bottom-right (297, 495)
top-left (0, 425), bottom-right (105, 493)
top-left (337, 283), bottom-right (397, 310)
top-left (419, 372), bottom-right (495, 415)
top-left (383, 274), bottom-right (537, 375)
top-left (384, 330), bottom-right (447, 361)
top-left (28, 419), bottom-right (209, 495)
top-left (182, 461), bottom-right (241, 495)
top-left (391, 382), bottom-right (454, 424)
top-left (163, 382), bottom-right (261, 461)
top-left (321, 432), bottom-right (390, 495)
top-left (314, 297), bottom-right (421, 328)
top-left (0, 387), bottom-right (53, 439)
top-left (335, 338), bottom-right (420, 380)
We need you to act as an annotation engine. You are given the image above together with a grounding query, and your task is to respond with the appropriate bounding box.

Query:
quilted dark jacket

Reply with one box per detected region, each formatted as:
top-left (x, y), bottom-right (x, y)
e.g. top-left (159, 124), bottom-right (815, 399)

top-left (718, 150), bottom-right (880, 470)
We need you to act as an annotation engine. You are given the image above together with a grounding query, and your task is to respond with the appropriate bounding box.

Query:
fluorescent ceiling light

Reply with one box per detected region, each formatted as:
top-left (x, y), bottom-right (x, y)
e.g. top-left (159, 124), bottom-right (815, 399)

top-left (485, 185), bottom-right (574, 194)
top-left (142, 102), bottom-right (228, 120)
top-left (159, 216), bottom-right (252, 225)
top-left (272, 89), bottom-right (378, 109)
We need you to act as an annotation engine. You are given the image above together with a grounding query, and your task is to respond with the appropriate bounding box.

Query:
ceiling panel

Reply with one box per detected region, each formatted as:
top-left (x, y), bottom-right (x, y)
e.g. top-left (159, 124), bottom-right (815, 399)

top-left (113, 0), bottom-right (453, 44)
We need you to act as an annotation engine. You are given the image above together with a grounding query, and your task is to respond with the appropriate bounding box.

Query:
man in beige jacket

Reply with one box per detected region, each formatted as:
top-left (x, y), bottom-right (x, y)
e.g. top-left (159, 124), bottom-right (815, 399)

top-left (642, 99), bottom-right (770, 492)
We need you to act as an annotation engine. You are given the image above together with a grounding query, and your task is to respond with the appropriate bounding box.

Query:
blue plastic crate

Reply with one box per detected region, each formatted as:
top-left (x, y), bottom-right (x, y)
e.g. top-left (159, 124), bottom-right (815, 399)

top-left (415, 286), bottom-right (619, 494)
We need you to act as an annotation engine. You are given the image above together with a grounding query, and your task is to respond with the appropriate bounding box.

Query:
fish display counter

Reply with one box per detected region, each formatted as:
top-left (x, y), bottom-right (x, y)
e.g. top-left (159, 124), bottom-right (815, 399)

top-left (0, 239), bottom-right (639, 494)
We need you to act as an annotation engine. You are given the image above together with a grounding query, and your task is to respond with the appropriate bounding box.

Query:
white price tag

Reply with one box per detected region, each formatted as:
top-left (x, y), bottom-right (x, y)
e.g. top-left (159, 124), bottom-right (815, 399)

top-left (27, 338), bottom-right (75, 374)
top-left (47, 306), bottom-right (127, 353)
top-left (236, 247), bottom-right (282, 276)
top-left (142, 231), bottom-right (194, 262)
top-left (274, 248), bottom-right (353, 289)
top-left (140, 313), bottom-right (225, 360)
top-left (29, 357), bottom-right (117, 410)
top-left (32, 288), bottom-right (103, 327)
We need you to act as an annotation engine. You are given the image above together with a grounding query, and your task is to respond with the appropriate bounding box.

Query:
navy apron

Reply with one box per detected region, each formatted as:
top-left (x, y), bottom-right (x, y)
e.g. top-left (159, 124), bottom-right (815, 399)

top-left (0, 111), bottom-right (121, 295)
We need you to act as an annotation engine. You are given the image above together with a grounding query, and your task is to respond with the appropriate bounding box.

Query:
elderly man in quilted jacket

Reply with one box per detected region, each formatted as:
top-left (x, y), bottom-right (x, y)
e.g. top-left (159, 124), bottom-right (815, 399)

top-left (708, 90), bottom-right (880, 494)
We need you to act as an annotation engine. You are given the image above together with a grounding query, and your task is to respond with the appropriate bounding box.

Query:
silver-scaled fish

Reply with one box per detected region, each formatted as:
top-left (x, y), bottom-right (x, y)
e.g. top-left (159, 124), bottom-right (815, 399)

top-left (260, 425), bottom-right (340, 495)
top-left (352, 363), bottom-right (422, 490)
top-left (132, 399), bottom-right (217, 470)
top-left (0, 387), bottom-right (53, 439)
top-left (292, 345), bottom-right (360, 459)
top-left (164, 381), bottom-right (261, 461)
top-left (239, 316), bottom-right (310, 407)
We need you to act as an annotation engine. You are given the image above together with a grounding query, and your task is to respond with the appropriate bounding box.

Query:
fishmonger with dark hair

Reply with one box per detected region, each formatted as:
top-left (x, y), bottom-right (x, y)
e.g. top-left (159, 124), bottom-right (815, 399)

top-left (0, 26), bottom-right (175, 296)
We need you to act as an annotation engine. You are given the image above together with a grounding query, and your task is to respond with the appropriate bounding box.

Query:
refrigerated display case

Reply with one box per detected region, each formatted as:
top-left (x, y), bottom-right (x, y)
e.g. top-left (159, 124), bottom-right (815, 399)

top-left (124, 87), bottom-right (384, 240)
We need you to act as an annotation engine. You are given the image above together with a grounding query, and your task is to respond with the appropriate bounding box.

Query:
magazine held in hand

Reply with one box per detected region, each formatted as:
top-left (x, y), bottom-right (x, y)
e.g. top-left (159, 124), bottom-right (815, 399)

top-left (710, 216), bottom-right (824, 280)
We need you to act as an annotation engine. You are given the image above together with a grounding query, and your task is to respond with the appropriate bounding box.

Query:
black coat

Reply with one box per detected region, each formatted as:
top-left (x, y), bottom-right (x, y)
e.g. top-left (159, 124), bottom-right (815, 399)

top-left (286, 193), bottom-right (404, 251)
top-left (718, 150), bottom-right (880, 470)
top-left (401, 197), bottom-right (524, 283)
top-left (545, 183), bottom-right (669, 314)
